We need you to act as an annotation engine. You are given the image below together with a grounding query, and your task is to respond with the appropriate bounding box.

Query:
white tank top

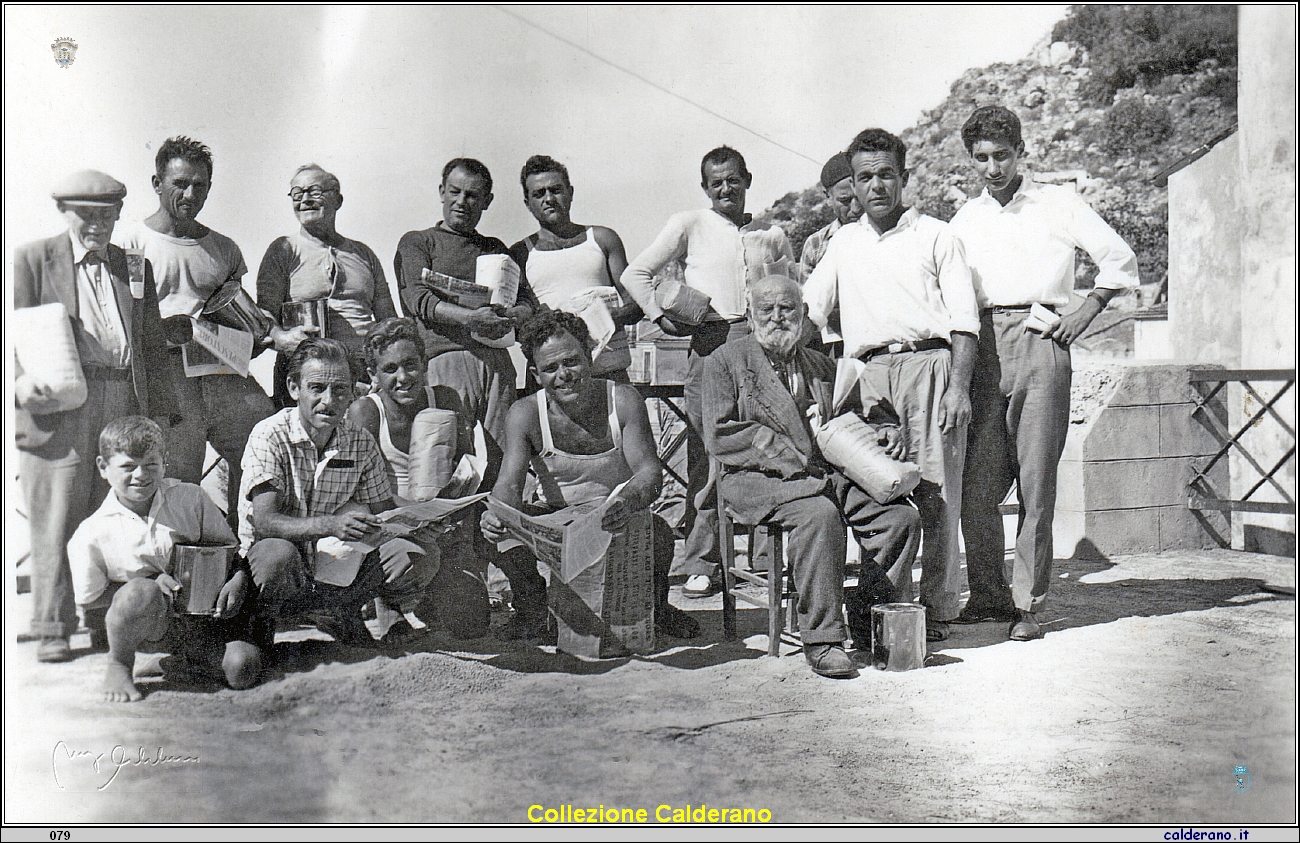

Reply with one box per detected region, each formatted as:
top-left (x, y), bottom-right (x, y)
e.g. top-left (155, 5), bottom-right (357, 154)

top-left (523, 228), bottom-right (630, 373)
top-left (365, 388), bottom-right (436, 498)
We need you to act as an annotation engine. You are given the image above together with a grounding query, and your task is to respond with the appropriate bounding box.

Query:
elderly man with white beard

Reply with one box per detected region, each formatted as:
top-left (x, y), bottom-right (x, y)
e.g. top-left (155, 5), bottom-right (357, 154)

top-left (701, 275), bottom-right (920, 678)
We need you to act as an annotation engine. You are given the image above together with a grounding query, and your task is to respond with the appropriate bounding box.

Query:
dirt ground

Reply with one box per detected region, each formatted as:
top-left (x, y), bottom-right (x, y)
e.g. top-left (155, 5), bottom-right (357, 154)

top-left (4, 548), bottom-right (1295, 826)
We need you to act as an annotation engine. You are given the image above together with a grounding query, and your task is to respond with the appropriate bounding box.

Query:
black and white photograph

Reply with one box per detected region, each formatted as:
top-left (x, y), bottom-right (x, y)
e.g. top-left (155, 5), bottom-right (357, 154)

top-left (4, 4), bottom-right (1296, 833)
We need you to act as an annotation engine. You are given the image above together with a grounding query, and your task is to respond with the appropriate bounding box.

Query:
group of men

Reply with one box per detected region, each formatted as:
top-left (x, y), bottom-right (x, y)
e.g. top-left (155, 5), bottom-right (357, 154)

top-left (15, 103), bottom-right (1140, 688)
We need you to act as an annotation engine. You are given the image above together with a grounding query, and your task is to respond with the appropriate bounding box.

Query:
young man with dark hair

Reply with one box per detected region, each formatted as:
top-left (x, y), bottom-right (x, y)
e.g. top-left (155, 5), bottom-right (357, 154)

top-left (393, 158), bottom-right (535, 448)
top-left (950, 105), bottom-right (1139, 640)
top-left (620, 145), bottom-right (794, 599)
top-left (804, 128), bottom-right (981, 642)
top-left (481, 309), bottom-right (700, 642)
top-left (509, 155), bottom-right (641, 381)
top-left (15, 169), bottom-right (179, 662)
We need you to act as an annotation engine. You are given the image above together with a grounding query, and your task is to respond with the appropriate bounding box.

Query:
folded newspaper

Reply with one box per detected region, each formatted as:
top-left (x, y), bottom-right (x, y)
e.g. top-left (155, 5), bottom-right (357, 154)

top-left (313, 493), bottom-right (489, 587)
top-left (182, 317), bottom-right (254, 378)
top-left (487, 487), bottom-right (654, 659)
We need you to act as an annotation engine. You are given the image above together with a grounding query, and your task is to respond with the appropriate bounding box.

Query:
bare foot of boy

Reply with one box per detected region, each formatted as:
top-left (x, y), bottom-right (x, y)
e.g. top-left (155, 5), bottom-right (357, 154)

top-left (103, 662), bottom-right (143, 703)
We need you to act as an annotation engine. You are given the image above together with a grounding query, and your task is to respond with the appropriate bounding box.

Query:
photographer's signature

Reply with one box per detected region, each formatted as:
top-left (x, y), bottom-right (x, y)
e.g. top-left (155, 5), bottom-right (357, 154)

top-left (52, 741), bottom-right (200, 790)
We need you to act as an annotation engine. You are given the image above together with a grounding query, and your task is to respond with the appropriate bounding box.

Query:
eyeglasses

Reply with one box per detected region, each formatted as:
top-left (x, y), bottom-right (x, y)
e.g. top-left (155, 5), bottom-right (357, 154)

top-left (288, 186), bottom-right (338, 201)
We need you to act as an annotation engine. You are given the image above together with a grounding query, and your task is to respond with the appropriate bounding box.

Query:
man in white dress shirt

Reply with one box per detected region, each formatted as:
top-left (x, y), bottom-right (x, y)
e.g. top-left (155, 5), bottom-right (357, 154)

top-left (621, 146), bottom-right (794, 598)
top-left (804, 128), bottom-right (980, 640)
top-left (949, 106), bottom-right (1139, 640)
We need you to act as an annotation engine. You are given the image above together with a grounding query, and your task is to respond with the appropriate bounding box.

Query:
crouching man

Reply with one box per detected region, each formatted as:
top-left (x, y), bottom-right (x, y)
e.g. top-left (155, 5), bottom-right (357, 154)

top-left (480, 309), bottom-right (700, 643)
top-left (239, 338), bottom-right (436, 647)
top-left (702, 275), bottom-right (920, 677)
top-left (68, 416), bottom-right (260, 702)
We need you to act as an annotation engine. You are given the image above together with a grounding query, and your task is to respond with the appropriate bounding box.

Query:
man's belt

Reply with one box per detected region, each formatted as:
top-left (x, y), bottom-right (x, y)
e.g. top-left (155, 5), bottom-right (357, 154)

top-left (861, 337), bottom-right (950, 359)
top-left (83, 364), bottom-right (132, 382)
top-left (984, 304), bottom-right (1057, 314)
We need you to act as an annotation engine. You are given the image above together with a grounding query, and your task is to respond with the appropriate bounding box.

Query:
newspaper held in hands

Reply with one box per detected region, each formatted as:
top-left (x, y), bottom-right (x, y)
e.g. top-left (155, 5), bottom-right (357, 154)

top-left (313, 493), bottom-right (490, 587)
top-left (486, 482), bottom-right (654, 658)
top-left (182, 317), bottom-right (253, 378)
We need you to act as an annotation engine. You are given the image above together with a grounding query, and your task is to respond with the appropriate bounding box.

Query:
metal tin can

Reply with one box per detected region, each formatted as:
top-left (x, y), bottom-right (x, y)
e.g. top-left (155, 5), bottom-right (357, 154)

top-left (871, 602), bottom-right (926, 671)
top-left (171, 544), bottom-right (235, 615)
top-left (202, 281), bottom-right (273, 338)
top-left (281, 299), bottom-right (328, 338)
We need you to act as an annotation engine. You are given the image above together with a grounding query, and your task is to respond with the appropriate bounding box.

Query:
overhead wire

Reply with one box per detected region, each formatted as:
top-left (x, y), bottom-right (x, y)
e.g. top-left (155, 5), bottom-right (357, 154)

top-left (491, 5), bottom-right (822, 167)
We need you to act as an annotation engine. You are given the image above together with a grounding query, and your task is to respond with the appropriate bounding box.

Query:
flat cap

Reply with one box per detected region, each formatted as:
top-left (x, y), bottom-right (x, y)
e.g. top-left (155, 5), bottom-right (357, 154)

top-left (51, 169), bottom-right (127, 206)
top-left (819, 152), bottom-right (853, 190)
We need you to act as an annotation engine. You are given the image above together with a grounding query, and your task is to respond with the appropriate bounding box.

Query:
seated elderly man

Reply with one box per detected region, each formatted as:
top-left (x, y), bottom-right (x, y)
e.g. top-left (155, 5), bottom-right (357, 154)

top-left (480, 309), bottom-right (700, 643)
top-left (702, 274), bottom-right (921, 678)
top-left (239, 338), bottom-right (436, 647)
top-left (258, 163), bottom-right (399, 406)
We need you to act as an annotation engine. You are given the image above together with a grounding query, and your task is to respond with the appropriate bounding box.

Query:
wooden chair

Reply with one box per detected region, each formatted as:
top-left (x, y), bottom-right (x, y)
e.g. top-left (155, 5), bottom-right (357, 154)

top-left (713, 461), bottom-right (797, 657)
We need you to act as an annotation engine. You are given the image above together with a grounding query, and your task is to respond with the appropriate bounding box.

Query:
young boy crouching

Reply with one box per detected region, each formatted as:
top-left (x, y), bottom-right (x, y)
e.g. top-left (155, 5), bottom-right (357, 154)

top-left (68, 416), bottom-right (262, 702)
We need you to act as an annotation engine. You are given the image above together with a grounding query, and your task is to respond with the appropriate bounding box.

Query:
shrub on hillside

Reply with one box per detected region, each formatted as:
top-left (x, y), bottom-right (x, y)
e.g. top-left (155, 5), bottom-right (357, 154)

top-left (1053, 5), bottom-right (1237, 104)
top-left (1103, 97), bottom-right (1174, 153)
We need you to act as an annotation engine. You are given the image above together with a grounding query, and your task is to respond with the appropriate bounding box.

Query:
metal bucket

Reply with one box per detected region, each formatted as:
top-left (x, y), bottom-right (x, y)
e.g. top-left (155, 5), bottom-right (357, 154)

top-left (281, 299), bottom-right (328, 338)
top-left (171, 544), bottom-right (235, 615)
top-left (871, 602), bottom-right (926, 671)
top-left (202, 281), bottom-right (272, 338)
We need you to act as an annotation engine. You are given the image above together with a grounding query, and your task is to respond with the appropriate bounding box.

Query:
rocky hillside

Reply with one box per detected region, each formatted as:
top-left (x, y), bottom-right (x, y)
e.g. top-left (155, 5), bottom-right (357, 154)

top-left (761, 5), bottom-right (1239, 290)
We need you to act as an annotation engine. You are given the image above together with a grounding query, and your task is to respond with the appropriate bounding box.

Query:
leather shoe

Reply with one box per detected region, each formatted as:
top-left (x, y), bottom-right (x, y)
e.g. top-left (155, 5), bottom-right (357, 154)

top-left (1009, 611), bottom-right (1043, 641)
top-left (682, 574), bottom-right (720, 599)
top-left (804, 643), bottom-right (856, 678)
top-left (951, 605), bottom-right (1018, 625)
top-left (37, 637), bottom-right (72, 663)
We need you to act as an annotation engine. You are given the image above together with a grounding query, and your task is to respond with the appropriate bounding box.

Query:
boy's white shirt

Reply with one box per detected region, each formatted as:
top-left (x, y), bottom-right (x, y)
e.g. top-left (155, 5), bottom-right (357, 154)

top-left (67, 477), bottom-right (234, 607)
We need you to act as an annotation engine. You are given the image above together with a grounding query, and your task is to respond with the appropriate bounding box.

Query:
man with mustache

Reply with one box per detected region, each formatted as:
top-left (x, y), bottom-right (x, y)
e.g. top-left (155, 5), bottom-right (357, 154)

top-left (804, 128), bottom-right (981, 643)
top-left (621, 146), bottom-right (795, 600)
top-left (702, 274), bottom-right (920, 676)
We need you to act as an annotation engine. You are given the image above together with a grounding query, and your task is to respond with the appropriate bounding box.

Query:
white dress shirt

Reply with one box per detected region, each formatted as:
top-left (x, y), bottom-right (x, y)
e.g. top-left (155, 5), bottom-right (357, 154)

top-left (69, 233), bottom-right (130, 368)
top-left (67, 478), bottom-right (235, 607)
top-left (803, 208), bottom-right (980, 359)
top-left (621, 209), bottom-right (793, 322)
top-left (948, 178), bottom-right (1140, 308)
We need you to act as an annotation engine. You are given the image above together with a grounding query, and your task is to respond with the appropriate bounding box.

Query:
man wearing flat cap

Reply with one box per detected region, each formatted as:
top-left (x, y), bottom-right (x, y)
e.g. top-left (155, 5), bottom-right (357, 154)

top-left (797, 152), bottom-right (861, 356)
top-left (14, 170), bottom-right (178, 662)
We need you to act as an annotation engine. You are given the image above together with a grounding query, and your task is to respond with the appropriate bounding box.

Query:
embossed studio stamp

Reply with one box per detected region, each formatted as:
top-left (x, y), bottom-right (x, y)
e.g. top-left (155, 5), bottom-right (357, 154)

top-left (51, 36), bottom-right (77, 69)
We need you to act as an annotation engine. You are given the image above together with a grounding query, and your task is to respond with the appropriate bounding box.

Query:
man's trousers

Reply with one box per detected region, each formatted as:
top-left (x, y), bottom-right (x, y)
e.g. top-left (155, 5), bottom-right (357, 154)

top-left (961, 310), bottom-right (1071, 614)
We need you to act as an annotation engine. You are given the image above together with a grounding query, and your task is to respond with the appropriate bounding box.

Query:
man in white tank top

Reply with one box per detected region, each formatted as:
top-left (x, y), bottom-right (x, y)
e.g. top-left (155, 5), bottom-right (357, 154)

top-left (508, 155), bottom-right (642, 381)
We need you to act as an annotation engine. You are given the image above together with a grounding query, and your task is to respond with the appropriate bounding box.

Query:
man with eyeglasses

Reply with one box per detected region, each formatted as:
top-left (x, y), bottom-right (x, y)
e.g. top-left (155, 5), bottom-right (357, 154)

top-left (118, 136), bottom-right (298, 520)
top-left (258, 164), bottom-right (398, 406)
top-left (14, 170), bottom-right (179, 662)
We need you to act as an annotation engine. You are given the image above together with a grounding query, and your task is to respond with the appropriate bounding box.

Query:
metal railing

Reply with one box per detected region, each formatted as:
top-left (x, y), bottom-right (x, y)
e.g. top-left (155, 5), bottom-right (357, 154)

top-left (1188, 368), bottom-right (1296, 515)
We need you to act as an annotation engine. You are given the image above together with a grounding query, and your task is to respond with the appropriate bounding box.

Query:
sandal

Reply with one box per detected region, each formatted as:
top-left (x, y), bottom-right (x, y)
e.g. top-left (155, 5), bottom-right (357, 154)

top-left (925, 619), bottom-right (950, 643)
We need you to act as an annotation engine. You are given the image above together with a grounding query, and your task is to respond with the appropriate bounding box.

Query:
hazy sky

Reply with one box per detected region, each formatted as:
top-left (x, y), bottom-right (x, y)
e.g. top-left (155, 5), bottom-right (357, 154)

top-left (5, 4), bottom-right (1069, 268)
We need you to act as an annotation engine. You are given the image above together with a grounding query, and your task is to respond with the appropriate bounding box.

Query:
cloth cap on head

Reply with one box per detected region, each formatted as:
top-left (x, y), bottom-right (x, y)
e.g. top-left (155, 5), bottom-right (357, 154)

top-left (51, 170), bottom-right (127, 206)
top-left (819, 153), bottom-right (853, 190)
